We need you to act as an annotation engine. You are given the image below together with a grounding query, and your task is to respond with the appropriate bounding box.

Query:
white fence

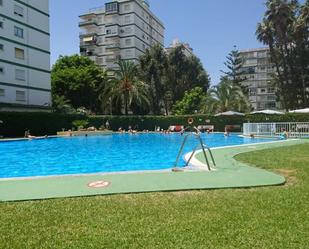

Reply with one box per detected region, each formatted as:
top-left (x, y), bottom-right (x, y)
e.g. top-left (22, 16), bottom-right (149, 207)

top-left (243, 122), bottom-right (309, 138)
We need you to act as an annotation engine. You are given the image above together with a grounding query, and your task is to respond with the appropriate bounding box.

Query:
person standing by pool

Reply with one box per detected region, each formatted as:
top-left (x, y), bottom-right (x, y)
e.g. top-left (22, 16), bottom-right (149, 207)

top-left (24, 129), bottom-right (30, 138)
top-left (105, 120), bottom-right (110, 130)
top-left (224, 127), bottom-right (230, 137)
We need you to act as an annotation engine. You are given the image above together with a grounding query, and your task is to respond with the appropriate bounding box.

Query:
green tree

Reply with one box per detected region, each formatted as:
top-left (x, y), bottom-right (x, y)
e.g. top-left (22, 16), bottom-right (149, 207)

top-left (207, 78), bottom-right (251, 113)
top-left (138, 45), bottom-right (210, 115)
top-left (166, 46), bottom-right (211, 103)
top-left (52, 95), bottom-right (73, 114)
top-left (100, 61), bottom-right (150, 115)
top-left (221, 46), bottom-right (246, 86)
top-left (173, 87), bottom-right (207, 115)
top-left (139, 44), bottom-right (168, 115)
top-left (256, 0), bottom-right (309, 109)
top-left (51, 55), bottom-right (108, 113)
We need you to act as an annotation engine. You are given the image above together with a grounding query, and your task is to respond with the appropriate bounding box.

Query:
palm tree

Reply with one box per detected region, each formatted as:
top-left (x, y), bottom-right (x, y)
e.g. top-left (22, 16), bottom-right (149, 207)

top-left (206, 78), bottom-right (250, 113)
top-left (100, 61), bottom-right (150, 115)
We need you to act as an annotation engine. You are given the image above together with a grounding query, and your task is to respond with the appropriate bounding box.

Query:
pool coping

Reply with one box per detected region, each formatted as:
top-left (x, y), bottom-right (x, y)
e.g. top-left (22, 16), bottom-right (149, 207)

top-left (0, 137), bottom-right (288, 182)
top-left (1, 139), bottom-right (308, 202)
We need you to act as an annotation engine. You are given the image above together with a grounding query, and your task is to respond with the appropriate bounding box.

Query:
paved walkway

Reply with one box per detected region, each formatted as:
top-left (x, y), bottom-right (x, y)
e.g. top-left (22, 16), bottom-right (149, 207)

top-left (0, 139), bottom-right (307, 202)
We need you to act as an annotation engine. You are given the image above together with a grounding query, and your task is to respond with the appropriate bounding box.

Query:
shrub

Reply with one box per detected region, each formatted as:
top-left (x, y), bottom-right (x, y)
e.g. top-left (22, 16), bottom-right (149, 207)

top-left (0, 112), bottom-right (308, 137)
top-left (72, 120), bottom-right (89, 130)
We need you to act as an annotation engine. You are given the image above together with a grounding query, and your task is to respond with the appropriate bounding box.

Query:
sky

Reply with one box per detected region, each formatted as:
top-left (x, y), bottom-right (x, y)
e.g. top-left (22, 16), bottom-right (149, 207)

top-left (50, 0), bottom-right (267, 85)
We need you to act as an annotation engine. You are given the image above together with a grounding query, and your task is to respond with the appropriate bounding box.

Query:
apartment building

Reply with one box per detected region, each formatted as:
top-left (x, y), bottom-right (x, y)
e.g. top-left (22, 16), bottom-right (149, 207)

top-left (239, 48), bottom-right (279, 111)
top-left (166, 39), bottom-right (194, 57)
top-left (0, 0), bottom-right (51, 111)
top-left (79, 0), bottom-right (164, 70)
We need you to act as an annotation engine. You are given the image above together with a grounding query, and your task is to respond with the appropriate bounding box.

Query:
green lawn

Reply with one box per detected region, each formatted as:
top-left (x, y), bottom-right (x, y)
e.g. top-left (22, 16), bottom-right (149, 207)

top-left (1, 144), bottom-right (309, 249)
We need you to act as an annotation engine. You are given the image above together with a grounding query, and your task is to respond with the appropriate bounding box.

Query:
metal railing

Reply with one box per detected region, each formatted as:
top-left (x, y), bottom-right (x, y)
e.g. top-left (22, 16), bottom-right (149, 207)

top-left (174, 127), bottom-right (216, 171)
top-left (243, 122), bottom-right (309, 138)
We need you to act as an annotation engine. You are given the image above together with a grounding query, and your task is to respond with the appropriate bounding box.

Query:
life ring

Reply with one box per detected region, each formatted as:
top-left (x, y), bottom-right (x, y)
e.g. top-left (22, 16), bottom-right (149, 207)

top-left (188, 118), bottom-right (194, 125)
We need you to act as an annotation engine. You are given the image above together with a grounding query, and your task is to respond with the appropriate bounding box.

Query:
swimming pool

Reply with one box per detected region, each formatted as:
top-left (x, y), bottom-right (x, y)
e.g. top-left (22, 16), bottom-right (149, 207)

top-left (0, 133), bottom-right (276, 179)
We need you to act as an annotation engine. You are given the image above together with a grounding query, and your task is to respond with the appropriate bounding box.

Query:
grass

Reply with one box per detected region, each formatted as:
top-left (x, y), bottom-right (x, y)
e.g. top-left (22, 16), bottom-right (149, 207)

top-left (1, 144), bottom-right (309, 249)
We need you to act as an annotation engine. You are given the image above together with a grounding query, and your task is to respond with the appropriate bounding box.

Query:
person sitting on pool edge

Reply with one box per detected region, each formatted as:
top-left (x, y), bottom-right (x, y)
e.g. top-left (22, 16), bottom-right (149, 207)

top-left (24, 130), bottom-right (36, 139)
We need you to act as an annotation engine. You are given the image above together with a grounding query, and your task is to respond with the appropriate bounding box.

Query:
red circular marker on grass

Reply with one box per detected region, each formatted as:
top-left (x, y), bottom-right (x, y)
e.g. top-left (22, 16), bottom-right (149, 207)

top-left (87, 180), bottom-right (111, 188)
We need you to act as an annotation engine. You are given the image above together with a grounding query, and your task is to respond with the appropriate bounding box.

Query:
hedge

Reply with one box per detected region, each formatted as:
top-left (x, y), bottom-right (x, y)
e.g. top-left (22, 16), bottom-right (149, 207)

top-left (0, 112), bottom-right (309, 137)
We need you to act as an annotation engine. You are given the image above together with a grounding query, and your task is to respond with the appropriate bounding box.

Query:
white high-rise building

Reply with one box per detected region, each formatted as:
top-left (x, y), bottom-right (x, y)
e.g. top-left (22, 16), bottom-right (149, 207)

top-left (239, 48), bottom-right (279, 111)
top-left (0, 0), bottom-right (51, 111)
top-left (166, 39), bottom-right (194, 57)
top-left (79, 0), bottom-right (164, 70)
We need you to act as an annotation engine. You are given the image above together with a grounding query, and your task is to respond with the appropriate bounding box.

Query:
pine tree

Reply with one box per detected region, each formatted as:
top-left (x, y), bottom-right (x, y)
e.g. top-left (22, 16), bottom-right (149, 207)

top-left (220, 46), bottom-right (246, 87)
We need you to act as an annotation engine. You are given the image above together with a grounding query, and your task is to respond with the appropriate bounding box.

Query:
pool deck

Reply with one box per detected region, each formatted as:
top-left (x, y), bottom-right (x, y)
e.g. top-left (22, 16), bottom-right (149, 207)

top-left (0, 139), bottom-right (308, 202)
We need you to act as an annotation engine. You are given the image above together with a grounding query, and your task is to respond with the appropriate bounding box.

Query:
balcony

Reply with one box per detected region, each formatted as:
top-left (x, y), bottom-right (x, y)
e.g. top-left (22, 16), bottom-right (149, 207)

top-left (79, 18), bottom-right (97, 27)
top-left (105, 2), bottom-right (119, 14)
top-left (80, 49), bottom-right (97, 57)
top-left (105, 30), bottom-right (119, 37)
top-left (106, 43), bottom-right (121, 49)
top-left (80, 42), bottom-right (97, 48)
top-left (79, 31), bottom-right (97, 38)
top-left (105, 56), bottom-right (117, 63)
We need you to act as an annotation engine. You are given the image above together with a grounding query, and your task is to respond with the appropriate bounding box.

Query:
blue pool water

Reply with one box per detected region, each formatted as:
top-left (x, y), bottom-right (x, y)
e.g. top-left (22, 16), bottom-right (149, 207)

top-left (0, 133), bottom-right (275, 179)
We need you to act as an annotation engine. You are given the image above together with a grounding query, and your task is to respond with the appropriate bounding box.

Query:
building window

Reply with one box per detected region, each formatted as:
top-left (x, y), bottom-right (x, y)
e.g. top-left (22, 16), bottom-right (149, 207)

top-left (0, 22), bottom-right (3, 28)
top-left (15, 69), bottom-right (25, 81)
top-left (16, 90), bottom-right (26, 102)
top-left (267, 102), bottom-right (276, 108)
top-left (0, 67), bottom-right (4, 73)
top-left (105, 2), bottom-right (118, 13)
top-left (249, 88), bottom-right (257, 96)
top-left (124, 15), bottom-right (131, 24)
top-left (125, 49), bottom-right (133, 57)
top-left (125, 38), bottom-right (131, 46)
top-left (124, 4), bottom-right (130, 11)
top-left (260, 88), bottom-right (266, 93)
top-left (15, 48), bottom-right (25, 59)
top-left (14, 5), bottom-right (24, 17)
top-left (267, 95), bottom-right (276, 101)
top-left (106, 29), bottom-right (111, 35)
top-left (0, 44), bottom-right (3, 50)
top-left (0, 89), bottom-right (5, 97)
top-left (14, 26), bottom-right (24, 38)
top-left (125, 27), bottom-right (132, 34)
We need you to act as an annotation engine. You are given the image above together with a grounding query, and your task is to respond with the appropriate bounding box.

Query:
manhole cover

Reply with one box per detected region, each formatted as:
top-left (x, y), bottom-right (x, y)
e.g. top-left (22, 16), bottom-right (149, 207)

top-left (87, 181), bottom-right (111, 188)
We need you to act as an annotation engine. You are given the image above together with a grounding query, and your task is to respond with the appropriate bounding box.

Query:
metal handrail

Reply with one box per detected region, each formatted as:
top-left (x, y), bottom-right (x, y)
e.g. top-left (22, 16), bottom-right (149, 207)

top-left (174, 126), bottom-right (215, 171)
